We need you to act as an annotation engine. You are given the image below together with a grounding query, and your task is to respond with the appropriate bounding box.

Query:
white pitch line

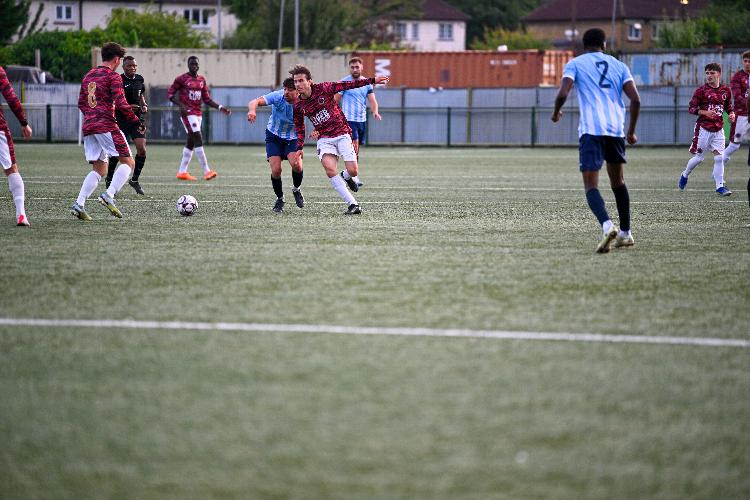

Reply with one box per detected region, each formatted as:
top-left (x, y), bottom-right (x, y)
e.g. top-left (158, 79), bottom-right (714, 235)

top-left (0, 317), bottom-right (747, 349)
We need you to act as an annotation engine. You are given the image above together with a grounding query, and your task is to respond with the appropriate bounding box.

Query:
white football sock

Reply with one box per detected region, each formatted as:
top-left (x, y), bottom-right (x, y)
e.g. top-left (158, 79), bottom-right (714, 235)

top-left (723, 142), bottom-right (740, 162)
top-left (602, 219), bottom-right (614, 234)
top-left (712, 155), bottom-right (725, 188)
top-left (683, 154), bottom-right (704, 177)
top-left (618, 229), bottom-right (632, 238)
top-left (179, 147), bottom-right (193, 173)
top-left (330, 174), bottom-right (357, 205)
top-left (341, 170), bottom-right (352, 180)
top-left (352, 175), bottom-right (362, 184)
top-left (194, 146), bottom-right (210, 173)
top-left (107, 164), bottom-right (131, 197)
top-left (7, 172), bottom-right (25, 218)
top-left (76, 171), bottom-right (101, 206)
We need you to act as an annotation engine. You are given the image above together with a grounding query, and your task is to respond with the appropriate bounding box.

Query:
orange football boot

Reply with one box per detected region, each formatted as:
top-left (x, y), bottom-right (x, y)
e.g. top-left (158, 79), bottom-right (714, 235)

top-left (203, 170), bottom-right (217, 181)
top-left (176, 172), bottom-right (197, 181)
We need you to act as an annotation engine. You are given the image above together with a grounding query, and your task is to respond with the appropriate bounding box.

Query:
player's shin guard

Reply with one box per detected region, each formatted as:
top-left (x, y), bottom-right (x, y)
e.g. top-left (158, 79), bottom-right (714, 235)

top-left (712, 155), bottom-right (725, 188)
top-left (106, 164), bottom-right (131, 197)
top-left (106, 157), bottom-right (118, 185)
top-left (723, 142), bottom-right (740, 162)
top-left (77, 171), bottom-right (101, 206)
top-left (194, 146), bottom-right (210, 174)
top-left (292, 170), bottom-right (303, 189)
top-left (611, 184), bottom-right (630, 232)
top-left (683, 154), bottom-right (704, 177)
top-left (7, 172), bottom-right (25, 218)
top-left (330, 173), bottom-right (357, 206)
top-left (585, 188), bottom-right (610, 225)
top-left (179, 147), bottom-right (193, 173)
top-left (271, 176), bottom-right (283, 198)
top-left (132, 154), bottom-right (146, 181)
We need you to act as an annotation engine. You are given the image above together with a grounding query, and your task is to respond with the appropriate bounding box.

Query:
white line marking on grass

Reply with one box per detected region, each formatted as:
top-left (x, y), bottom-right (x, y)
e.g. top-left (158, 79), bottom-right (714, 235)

top-left (0, 318), bottom-right (747, 348)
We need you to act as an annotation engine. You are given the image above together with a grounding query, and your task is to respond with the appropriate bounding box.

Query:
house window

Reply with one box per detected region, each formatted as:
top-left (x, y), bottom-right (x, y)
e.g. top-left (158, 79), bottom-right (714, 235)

top-left (55, 4), bottom-right (72, 21)
top-left (184, 8), bottom-right (213, 27)
top-left (438, 23), bottom-right (453, 41)
top-left (411, 23), bottom-right (419, 40)
top-left (626, 21), bottom-right (643, 41)
top-left (394, 22), bottom-right (407, 40)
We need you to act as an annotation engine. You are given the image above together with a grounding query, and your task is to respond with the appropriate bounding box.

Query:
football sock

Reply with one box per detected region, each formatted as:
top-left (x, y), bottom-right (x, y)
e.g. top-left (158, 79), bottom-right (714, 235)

top-left (723, 142), bottom-right (740, 162)
top-left (178, 147), bottom-right (193, 173)
top-left (194, 146), bottom-right (210, 174)
top-left (712, 155), bottom-right (725, 188)
top-left (585, 188), bottom-right (610, 226)
top-left (341, 170), bottom-right (352, 180)
top-left (107, 164), bottom-right (131, 197)
top-left (683, 154), bottom-right (704, 177)
top-left (77, 171), bottom-right (101, 206)
top-left (602, 219), bottom-right (614, 235)
top-left (618, 229), bottom-right (632, 238)
top-left (611, 184), bottom-right (630, 232)
top-left (330, 173), bottom-right (357, 206)
top-left (271, 176), bottom-right (283, 198)
top-left (292, 170), bottom-right (303, 189)
top-left (132, 154), bottom-right (146, 181)
top-left (106, 156), bottom-right (118, 184)
top-left (7, 172), bottom-right (25, 218)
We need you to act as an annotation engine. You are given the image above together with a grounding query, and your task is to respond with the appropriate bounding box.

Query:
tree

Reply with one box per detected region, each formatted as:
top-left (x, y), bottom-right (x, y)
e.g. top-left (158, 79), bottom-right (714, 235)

top-left (470, 26), bottom-right (550, 50)
top-left (701, 0), bottom-right (750, 46)
top-left (105, 8), bottom-right (212, 48)
top-left (442, 0), bottom-right (543, 48)
top-left (654, 18), bottom-right (721, 49)
top-left (0, 0), bottom-right (31, 44)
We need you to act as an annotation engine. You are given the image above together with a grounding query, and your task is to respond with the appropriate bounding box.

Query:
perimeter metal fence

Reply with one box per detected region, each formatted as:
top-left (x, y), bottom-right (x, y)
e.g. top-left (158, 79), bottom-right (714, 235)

top-left (1, 84), bottom-right (721, 147)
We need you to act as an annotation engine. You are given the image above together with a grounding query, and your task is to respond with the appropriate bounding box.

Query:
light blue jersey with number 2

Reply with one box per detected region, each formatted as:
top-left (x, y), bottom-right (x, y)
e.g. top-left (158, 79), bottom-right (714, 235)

top-left (562, 52), bottom-right (633, 138)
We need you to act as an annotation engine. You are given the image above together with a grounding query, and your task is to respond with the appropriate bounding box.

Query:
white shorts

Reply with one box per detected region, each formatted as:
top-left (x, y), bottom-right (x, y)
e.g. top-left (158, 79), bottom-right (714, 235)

top-left (181, 114), bottom-right (202, 134)
top-left (689, 126), bottom-right (726, 155)
top-left (83, 131), bottom-right (131, 162)
top-left (729, 115), bottom-right (750, 144)
top-left (0, 128), bottom-right (14, 169)
top-left (316, 134), bottom-right (356, 162)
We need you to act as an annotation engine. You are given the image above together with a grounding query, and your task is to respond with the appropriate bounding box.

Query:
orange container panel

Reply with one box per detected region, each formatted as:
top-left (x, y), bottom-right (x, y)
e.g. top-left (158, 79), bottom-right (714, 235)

top-left (353, 51), bottom-right (572, 88)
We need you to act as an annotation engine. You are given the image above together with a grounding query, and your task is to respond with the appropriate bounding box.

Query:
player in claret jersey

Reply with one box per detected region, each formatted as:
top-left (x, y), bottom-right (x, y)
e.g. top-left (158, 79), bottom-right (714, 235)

top-left (0, 65), bottom-right (33, 226)
top-left (679, 62), bottom-right (735, 196)
top-left (71, 42), bottom-right (144, 221)
top-left (168, 56), bottom-right (231, 181)
top-left (105, 55), bottom-right (148, 195)
top-left (290, 64), bottom-right (389, 214)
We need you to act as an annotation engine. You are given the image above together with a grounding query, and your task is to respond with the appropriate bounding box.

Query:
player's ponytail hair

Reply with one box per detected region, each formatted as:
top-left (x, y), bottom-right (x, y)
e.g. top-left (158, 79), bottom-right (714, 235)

top-left (101, 42), bottom-right (126, 62)
top-left (289, 64), bottom-right (312, 81)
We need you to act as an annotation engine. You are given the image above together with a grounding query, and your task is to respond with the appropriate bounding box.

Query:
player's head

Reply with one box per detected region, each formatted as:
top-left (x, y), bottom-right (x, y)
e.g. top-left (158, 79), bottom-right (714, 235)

top-left (348, 57), bottom-right (363, 78)
top-left (704, 62), bottom-right (721, 85)
top-left (123, 56), bottom-right (137, 77)
top-left (582, 28), bottom-right (607, 50)
top-left (101, 42), bottom-right (126, 66)
top-left (187, 56), bottom-right (199, 75)
top-left (742, 51), bottom-right (750, 72)
top-left (289, 64), bottom-right (312, 96)
top-left (282, 77), bottom-right (299, 102)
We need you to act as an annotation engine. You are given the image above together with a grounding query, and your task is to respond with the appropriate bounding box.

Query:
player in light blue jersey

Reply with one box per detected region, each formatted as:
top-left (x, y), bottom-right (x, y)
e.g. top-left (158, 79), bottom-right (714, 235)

top-left (552, 28), bottom-right (641, 253)
top-left (333, 56), bottom-right (381, 190)
top-left (248, 77), bottom-right (304, 213)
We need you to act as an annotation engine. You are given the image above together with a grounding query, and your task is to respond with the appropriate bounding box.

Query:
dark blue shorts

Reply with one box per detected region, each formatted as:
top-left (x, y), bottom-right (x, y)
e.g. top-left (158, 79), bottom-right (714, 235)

top-left (265, 129), bottom-right (299, 160)
top-left (578, 134), bottom-right (627, 171)
top-left (348, 121), bottom-right (367, 144)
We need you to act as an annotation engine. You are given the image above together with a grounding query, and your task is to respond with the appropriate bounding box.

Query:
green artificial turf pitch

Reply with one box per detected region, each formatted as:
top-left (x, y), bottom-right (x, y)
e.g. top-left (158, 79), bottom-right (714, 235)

top-left (1, 144), bottom-right (748, 498)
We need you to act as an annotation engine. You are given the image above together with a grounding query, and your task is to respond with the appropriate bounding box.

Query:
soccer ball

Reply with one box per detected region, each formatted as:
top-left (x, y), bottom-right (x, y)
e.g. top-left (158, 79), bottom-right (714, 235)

top-left (176, 195), bottom-right (198, 216)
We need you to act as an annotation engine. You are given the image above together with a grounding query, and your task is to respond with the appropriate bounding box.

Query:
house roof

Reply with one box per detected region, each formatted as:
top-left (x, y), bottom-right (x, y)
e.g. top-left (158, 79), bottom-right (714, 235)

top-left (524, 0), bottom-right (710, 22)
top-left (420, 0), bottom-right (470, 22)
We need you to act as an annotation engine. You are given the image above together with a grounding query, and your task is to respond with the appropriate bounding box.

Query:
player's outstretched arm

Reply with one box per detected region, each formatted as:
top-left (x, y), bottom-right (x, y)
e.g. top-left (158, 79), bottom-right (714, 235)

top-left (368, 93), bottom-right (381, 120)
top-left (551, 77), bottom-right (573, 122)
top-left (247, 97), bottom-right (266, 123)
top-left (623, 80), bottom-right (640, 145)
